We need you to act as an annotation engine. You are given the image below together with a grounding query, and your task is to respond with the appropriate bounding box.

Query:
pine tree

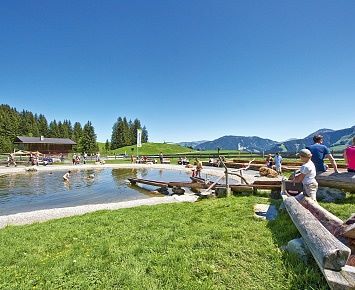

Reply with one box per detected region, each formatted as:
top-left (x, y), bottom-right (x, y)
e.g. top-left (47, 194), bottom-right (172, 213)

top-left (0, 105), bottom-right (20, 152)
top-left (19, 110), bottom-right (39, 137)
top-left (80, 121), bottom-right (97, 154)
top-left (131, 118), bottom-right (142, 145)
top-left (60, 120), bottom-right (72, 138)
top-left (110, 117), bottom-right (122, 149)
top-left (37, 114), bottom-right (48, 136)
top-left (128, 119), bottom-right (133, 144)
top-left (105, 139), bottom-right (110, 152)
top-left (142, 126), bottom-right (148, 143)
top-left (122, 117), bottom-right (131, 146)
top-left (72, 122), bottom-right (83, 143)
top-left (48, 120), bottom-right (60, 137)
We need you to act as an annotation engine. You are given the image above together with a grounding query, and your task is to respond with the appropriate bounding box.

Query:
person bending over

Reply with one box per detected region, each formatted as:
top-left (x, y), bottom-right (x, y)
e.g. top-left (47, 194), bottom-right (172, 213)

top-left (293, 149), bottom-right (318, 201)
top-left (63, 170), bottom-right (71, 181)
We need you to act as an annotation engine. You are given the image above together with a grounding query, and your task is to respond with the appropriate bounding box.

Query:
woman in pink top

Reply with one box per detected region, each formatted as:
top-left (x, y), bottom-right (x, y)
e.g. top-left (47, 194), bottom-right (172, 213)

top-left (344, 137), bottom-right (355, 173)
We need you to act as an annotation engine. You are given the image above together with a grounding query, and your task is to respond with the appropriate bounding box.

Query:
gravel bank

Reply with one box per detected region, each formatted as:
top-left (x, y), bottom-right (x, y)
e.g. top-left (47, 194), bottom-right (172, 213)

top-left (0, 195), bottom-right (198, 229)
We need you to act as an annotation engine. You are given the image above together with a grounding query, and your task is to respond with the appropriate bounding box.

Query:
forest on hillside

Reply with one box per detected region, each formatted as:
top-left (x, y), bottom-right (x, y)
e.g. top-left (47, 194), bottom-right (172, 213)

top-left (0, 104), bottom-right (97, 153)
top-left (0, 104), bottom-right (149, 154)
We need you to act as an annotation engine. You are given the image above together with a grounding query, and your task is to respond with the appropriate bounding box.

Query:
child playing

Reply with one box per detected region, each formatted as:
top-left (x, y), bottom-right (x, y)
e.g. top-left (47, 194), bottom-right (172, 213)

top-left (292, 149), bottom-right (318, 201)
top-left (195, 159), bottom-right (203, 178)
top-left (63, 170), bottom-right (71, 181)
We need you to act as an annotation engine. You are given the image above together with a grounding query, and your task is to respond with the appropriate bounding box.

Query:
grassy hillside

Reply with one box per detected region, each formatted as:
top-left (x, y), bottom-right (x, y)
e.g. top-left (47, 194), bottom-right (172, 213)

top-left (98, 142), bottom-right (193, 155)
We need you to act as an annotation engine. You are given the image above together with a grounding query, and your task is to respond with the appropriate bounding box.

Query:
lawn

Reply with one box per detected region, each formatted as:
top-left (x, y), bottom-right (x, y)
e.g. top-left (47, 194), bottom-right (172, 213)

top-left (98, 142), bottom-right (193, 156)
top-left (2, 194), bottom-right (352, 289)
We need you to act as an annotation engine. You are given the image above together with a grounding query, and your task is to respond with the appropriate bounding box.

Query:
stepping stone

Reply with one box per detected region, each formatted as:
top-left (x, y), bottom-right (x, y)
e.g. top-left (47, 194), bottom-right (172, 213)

top-left (254, 204), bottom-right (278, 221)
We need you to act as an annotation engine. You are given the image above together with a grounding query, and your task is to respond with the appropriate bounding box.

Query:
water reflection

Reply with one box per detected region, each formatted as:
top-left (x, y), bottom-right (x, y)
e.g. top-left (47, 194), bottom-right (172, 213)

top-left (0, 168), bottom-right (191, 216)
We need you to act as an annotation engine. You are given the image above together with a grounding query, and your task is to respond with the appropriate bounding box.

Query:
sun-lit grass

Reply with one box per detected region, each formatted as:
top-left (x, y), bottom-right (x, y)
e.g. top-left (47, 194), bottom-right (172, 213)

top-left (2, 194), bottom-right (351, 289)
top-left (320, 193), bottom-right (355, 220)
top-left (98, 142), bottom-right (193, 156)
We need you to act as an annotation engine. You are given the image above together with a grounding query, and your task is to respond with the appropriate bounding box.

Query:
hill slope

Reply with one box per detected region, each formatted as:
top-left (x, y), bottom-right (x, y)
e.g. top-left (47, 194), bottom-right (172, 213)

top-left (99, 142), bottom-right (193, 155)
top-left (178, 140), bottom-right (208, 148)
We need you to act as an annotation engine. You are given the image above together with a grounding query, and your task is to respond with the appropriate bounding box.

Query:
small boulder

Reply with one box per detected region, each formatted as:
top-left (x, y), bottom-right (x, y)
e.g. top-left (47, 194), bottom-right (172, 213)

top-left (316, 187), bottom-right (346, 202)
top-left (157, 186), bottom-right (169, 195)
top-left (285, 238), bottom-right (310, 262)
top-left (172, 187), bottom-right (185, 195)
top-left (215, 186), bottom-right (228, 198)
top-left (254, 204), bottom-right (278, 221)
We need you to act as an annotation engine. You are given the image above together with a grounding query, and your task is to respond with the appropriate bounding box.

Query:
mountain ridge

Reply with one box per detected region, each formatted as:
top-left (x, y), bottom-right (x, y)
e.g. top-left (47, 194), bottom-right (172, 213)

top-left (178, 125), bottom-right (355, 153)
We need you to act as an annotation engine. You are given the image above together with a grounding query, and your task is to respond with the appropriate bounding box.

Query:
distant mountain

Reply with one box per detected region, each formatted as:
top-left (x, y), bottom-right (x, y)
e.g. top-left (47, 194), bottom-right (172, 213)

top-left (269, 125), bottom-right (355, 153)
top-left (282, 138), bottom-right (298, 142)
top-left (180, 126), bottom-right (354, 154)
top-left (305, 128), bottom-right (334, 139)
top-left (178, 140), bottom-right (209, 148)
top-left (195, 136), bottom-right (278, 153)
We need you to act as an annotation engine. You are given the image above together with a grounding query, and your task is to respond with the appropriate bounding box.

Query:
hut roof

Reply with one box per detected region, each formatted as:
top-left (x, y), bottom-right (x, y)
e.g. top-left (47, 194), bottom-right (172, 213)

top-left (14, 136), bottom-right (76, 145)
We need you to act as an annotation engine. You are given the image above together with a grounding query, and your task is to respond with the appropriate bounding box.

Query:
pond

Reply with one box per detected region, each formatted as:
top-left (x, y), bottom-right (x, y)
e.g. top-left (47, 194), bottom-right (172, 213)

top-left (0, 168), bottom-right (193, 216)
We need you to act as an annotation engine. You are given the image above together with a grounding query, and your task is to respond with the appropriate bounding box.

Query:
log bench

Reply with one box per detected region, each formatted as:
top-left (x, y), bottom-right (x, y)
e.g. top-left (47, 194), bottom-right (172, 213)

top-left (281, 180), bottom-right (355, 289)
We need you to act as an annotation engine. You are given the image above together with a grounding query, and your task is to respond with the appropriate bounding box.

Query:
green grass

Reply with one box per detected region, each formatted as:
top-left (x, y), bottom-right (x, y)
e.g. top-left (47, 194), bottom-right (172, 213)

top-left (2, 195), bottom-right (351, 289)
top-left (320, 193), bottom-right (355, 220)
top-left (98, 142), bottom-right (193, 156)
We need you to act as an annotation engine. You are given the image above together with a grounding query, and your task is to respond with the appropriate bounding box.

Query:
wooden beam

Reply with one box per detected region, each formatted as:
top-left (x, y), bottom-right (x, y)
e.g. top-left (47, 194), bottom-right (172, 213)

top-left (128, 178), bottom-right (168, 187)
top-left (283, 196), bottom-right (351, 271)
top-left (341, 224), bottom-right (355, 240)
top-left (300, 197), bottom-right (344, 236)
top-left (323, 266), bottom-right (355, 290)
top-left (230, 185), bottom-right (254, 193)
top-left (253, 180), bottom-right (282, 186)
top-left (316, 171), bottom-right (355, 193)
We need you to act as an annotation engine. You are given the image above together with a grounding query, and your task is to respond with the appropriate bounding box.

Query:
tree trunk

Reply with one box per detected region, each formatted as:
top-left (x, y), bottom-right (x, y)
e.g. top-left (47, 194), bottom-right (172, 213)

top-left (284, 197), bottom-right (351, 271)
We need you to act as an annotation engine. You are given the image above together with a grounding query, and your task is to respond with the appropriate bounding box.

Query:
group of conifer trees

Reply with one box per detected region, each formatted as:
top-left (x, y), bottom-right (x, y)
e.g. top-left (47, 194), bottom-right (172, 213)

top-left (0, 104), bottom-right (97, 153)
top-left (0, 104), bottom-right (149, 153)
top-left (110, 117), bottom-right (148, 150)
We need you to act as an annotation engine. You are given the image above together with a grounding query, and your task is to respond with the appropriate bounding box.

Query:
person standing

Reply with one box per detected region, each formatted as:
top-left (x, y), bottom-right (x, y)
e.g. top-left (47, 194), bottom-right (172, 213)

top-left (60, 153), bottom-right (64, 163)
top-left (274, 152), bottom-right (283, 174)
top-left (293, 149), bottom-right (318, 201)
top-left (307, 135), bottom-right (338, 174)
top-left (83, 152), bottom-right (87, 164)
top-left (7, 153), bottom-right (17, 167)
top-left (72, 153), bottom-right (76, 165)
top-left (344, 137), bottom-right (355, 173)
top-left (159, 152), bottom-right (163, 164)
top-left (195, 158), bottom-right (203, 178)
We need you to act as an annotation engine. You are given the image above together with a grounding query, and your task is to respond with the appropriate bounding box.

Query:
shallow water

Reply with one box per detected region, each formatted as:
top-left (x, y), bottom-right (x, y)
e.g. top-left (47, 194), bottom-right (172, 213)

top-left (0, 168), bottom-right (192, 215)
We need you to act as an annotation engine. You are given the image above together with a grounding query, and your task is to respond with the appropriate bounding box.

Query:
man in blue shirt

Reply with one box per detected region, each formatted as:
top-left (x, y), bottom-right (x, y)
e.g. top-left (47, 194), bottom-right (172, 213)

top-left (306, 135), bottom-right (339, 174)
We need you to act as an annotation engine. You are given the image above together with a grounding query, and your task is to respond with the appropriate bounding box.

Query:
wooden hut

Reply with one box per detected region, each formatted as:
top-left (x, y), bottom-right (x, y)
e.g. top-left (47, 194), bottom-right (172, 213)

top-left (14, 136), bottom-right (76, 154)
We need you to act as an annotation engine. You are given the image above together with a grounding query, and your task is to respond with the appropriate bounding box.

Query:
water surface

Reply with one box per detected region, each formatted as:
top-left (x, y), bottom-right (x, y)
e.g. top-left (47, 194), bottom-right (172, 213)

top-left (0, 168), bottom-right (192, 215)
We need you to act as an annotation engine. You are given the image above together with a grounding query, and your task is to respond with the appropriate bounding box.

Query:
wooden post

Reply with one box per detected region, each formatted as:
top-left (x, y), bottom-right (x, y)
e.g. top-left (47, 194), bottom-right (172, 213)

top-left (225, 168), bottom-right (231, 196)
top-left (219, 156), bottom-right (231, 196)
top-left (283, 197), bottom-right (351, 271)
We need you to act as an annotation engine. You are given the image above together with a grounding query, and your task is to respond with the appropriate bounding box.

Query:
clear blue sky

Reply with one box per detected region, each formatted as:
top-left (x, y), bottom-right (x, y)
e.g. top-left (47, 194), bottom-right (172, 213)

top-left (1, 0), bottom-right (354, 143)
